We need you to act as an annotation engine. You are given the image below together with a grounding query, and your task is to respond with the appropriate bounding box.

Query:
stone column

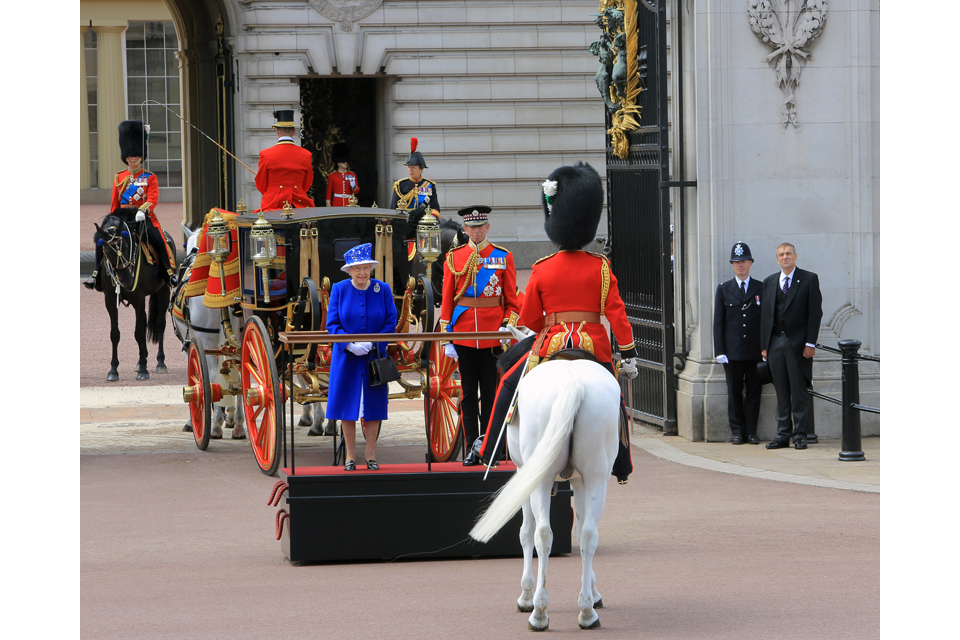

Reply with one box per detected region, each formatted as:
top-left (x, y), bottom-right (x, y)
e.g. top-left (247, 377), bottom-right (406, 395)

top-left (95, 25), bottom-right (127, 190)
top-left (80, 28), bottom-right (91, 189)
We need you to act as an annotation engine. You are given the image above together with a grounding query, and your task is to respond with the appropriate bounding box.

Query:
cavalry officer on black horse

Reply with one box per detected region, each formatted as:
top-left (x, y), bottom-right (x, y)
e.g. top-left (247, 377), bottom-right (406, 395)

top-left (476, 162), bottom-right (639, 484)
top-left (85, 120), bottom-right (176, 290)
top-left (439, 205), bottom-right (521, 466)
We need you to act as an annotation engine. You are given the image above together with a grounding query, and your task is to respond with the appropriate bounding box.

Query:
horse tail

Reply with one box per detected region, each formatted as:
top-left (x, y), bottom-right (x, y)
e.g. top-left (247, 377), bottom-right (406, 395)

top-left (148, 284), bottom-right (170, 344)
top-left (469, 375), bottom-right (584, 543)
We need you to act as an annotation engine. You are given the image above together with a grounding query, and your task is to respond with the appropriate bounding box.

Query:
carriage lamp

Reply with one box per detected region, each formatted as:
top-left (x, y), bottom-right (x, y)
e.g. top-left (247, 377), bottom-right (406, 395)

top-left (416, 214), bottom-right (442, 273)
top-left (206, 210), bottom-right (231, 297)
top-left (250, 211), bottom-right (278, 303)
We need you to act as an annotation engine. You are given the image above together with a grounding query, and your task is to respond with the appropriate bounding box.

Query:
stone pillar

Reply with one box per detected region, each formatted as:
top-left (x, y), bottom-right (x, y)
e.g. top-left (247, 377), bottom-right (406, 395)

top-left (80, 28), bottom-right (91, 189)
top-left (95, 25), bottom-right (127, 190)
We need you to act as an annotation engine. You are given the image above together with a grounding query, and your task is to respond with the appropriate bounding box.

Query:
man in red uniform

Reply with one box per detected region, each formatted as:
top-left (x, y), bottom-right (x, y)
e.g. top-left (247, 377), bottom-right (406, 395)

top-left (325, 143), bottom-right (359, 207)
top-left (477, 162), bottom-right (639, 483)
top-left (440, 206), bottom-right (521, 465)
top-left (84, 120), bottom-right (175, 289)
top-left (255, 109), bottom-right (315, 211)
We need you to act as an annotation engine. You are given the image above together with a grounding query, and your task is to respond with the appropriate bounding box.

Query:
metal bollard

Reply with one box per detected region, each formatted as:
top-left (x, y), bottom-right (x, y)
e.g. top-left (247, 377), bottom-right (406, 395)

top-left (838, 339), bottom-right (866, 462)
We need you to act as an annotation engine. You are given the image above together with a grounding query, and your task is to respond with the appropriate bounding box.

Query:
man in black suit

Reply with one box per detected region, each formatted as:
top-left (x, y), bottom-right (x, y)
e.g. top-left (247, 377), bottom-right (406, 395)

top-left (714, 242), bottom-right (764, 445)
top-left (760, 243), bottom-right (823, 450)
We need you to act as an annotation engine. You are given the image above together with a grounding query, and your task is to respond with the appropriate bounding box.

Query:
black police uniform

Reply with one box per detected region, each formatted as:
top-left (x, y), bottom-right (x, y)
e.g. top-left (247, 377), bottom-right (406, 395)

top-left (713, 242), bottom-right (764, 444)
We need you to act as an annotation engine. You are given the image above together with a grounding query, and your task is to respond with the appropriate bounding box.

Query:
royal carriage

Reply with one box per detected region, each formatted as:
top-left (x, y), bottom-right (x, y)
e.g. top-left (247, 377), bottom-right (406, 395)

top-left (179, 201), bottom-right (465, 475)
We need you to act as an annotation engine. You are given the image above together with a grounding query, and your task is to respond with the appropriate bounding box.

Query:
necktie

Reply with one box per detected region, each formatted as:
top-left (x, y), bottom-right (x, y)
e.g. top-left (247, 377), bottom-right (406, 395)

top-left (782, 277), bottom-right (789, 294)
top-left (740, 281), bottom-right (746, 296)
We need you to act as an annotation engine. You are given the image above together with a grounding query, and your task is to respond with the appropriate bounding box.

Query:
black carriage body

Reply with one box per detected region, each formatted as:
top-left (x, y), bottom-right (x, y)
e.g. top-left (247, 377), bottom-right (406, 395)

top-left (235, 207), bottom-right (410, 308)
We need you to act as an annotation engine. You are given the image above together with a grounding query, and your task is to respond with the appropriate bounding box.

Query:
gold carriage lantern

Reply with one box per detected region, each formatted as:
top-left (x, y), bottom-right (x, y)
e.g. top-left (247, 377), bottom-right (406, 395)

top-left (250, 211), bottom-right (278, 303)
top-left (206, 209), bottom-right (231, 297)
top-left (415, 214), bottom-right (442, 274)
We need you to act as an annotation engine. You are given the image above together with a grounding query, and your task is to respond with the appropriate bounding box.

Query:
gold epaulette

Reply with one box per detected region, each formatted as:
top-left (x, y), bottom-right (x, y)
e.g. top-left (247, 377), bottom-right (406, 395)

top-left (532, 251), bottom-right (559, 266)
top-left (584, 250), bottom-right (610, 263)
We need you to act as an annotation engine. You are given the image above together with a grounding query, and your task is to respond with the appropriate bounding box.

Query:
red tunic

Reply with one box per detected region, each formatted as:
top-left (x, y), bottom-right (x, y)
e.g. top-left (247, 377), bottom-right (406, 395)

top-left (520, 251), bottom-right (637, 363)
top-left (325, 170), bottom-right (359, 205)
top-left (110, 169), bottom-right (173, 267)
top-left (440, 240), bottom-right (521, 349)
top-left (255, 140), bottom-right (315, 211)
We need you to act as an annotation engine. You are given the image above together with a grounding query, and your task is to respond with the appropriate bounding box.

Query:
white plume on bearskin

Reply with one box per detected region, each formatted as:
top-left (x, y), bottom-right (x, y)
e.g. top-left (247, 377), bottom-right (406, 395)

top-left (541, 162), bottom-right (604, 251)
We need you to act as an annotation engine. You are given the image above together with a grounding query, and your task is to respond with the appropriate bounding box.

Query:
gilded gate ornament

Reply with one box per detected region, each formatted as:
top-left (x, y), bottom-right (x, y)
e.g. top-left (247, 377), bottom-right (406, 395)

top-left (748, 0), bottom-right (828, 127)
top-left (589, 0), bottom-right (642, 159)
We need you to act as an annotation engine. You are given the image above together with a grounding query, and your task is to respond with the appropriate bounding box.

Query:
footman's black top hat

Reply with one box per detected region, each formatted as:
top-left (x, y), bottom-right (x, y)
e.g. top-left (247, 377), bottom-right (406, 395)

top-left (272, 109), bottom-right (296, 128)
top-left (730, 241), bottom-right (754, 262)
top-left (118, 120), bottom-right (148, 164)
top-left (457, 205), bottom-right (491, 227)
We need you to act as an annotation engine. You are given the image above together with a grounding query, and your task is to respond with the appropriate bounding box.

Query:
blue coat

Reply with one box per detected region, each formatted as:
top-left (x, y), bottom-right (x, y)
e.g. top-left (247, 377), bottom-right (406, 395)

top-left (325, 278), bottom-right (397, 421)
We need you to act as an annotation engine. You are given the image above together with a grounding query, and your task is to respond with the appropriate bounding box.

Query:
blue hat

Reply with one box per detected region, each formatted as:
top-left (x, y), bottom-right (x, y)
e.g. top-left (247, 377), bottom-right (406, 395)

top-left (341, 243), bottom-right (380, 272)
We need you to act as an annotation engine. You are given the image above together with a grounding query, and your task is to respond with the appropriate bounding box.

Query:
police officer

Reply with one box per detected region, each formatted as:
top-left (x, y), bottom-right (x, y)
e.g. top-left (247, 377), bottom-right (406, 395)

top-left (439, 205), bottom-right (520, 465)
top-left (255, 109), bottom-right (315, 211)
top-left (713, 242), bottom-right (764, 445)
top-left (389, 137), bottom-right (439, 218)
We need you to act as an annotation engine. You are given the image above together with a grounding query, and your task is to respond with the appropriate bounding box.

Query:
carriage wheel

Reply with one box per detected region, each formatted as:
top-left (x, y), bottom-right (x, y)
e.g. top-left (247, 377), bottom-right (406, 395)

top-left (424, 322), bottom-right (462, 462)
top-left (186, 341), bottom-right (212, 451)
top-left (241, 316), bottom-right (283, 476)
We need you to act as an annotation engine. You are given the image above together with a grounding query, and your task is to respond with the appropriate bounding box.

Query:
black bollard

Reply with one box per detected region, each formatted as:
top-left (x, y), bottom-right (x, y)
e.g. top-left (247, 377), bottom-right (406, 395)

top-left (838, 339), bottom-right (866, 462)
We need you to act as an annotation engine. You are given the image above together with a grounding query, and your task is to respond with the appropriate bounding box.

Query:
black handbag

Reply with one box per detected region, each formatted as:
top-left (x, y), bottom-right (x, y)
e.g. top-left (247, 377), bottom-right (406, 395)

top-left (367, 344), bottom-right (400, 387)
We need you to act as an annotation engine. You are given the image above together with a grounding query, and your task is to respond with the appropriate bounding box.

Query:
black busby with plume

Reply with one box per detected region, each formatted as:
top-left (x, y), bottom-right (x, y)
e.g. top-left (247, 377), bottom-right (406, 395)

top-left (118, 120), bottom-right (148, 165)
top-left (540, 162), bottom-right (604, 251)
top-left (405, 137), bottom-right (427, 168)
top-left (331, 142), bottom-right (351, 166)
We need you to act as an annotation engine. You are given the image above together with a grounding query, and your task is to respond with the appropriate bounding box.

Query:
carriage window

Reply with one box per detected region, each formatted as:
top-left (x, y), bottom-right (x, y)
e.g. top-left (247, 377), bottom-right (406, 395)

top-left (333, 239), bottom-right (362, 262)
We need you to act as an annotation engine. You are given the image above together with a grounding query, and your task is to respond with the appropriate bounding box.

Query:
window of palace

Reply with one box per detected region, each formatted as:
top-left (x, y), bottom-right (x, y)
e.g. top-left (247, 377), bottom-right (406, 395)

top-left (125, 20), bottom-right (181, 188)
top-left (85, 27), bottom-right (98, 188)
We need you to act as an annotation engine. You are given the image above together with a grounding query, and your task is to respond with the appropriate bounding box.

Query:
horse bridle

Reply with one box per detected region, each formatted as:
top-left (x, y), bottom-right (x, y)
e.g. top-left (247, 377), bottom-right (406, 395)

top-left (100, 219), bottom-right (144, 290)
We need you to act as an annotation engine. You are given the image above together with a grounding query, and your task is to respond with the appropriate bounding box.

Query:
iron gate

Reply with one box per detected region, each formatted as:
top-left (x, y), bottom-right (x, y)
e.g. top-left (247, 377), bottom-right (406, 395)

top-left (604, 0), bottom-right (677, 434)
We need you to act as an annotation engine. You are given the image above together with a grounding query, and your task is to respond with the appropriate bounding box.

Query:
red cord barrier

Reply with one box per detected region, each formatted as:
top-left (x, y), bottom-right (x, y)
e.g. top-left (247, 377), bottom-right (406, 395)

top-left (275, 509), bottom-right (289, 540)
top-left (268, 481), bottom-right (289, 506)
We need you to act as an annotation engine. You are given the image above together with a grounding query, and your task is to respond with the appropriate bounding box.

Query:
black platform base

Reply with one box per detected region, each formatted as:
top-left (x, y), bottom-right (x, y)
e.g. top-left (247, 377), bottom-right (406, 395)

top-left (278, 462), bottom-right (572, 564)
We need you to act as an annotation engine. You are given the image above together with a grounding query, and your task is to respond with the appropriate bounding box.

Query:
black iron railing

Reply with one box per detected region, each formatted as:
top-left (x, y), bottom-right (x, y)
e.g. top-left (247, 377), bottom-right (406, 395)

top-left (807, 339), bottom-right (879, 462)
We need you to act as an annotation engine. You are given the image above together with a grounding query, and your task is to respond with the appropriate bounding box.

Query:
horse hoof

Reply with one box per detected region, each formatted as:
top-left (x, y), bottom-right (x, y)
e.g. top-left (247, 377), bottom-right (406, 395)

top-left (526, 622), bottom-right (548, 632)
top-left (594, 599), bottom-right (603, 609)
top-left (156, 365), bottom-right (168, 374)
top-left (579, 618), bottom-right (601, 630)
top-left (232, 432), bottom-right (246, 440)
top-left (136, 372), bottom-right (150, 381)
top-left (322, 421), bottom-right (338, 436)
top-left (182, 423), bottom-right (192, 432)
top-left (298, 416), bottom-right (312, 427)
top-left (518, 604), bottom-right (534, 613)
top-left (107, 373), bottom-right (119, 382)
top-left (210, 433), bottom-right (222, 440)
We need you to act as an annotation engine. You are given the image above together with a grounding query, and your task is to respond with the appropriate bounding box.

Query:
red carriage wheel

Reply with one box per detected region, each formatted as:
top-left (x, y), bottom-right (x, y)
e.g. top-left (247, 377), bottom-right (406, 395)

top-left (241, 316), bottom-right (283, 476)
top-left (424, 324), bottom-right (462, 462)
top-left (185, 340), bottom-right (212, 451)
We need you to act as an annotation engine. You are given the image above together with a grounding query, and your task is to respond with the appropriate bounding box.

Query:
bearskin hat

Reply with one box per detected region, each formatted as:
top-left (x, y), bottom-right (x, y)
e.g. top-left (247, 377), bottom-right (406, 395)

top-left (541, 162), bottom-right (604, 251)
top-left (118, 120), bottom-right (147, 164)
top-left (331, 142), bottom-right (351, 165)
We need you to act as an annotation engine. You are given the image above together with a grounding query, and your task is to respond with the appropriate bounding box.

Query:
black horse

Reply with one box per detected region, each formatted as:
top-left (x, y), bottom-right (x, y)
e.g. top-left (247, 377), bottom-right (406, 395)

top-left (92, 207), bottom-right (175, 381)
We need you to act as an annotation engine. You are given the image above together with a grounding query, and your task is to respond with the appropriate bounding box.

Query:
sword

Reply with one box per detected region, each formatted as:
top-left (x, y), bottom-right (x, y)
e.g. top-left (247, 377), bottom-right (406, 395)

top-left (483, 356), bottom-right (530, 481)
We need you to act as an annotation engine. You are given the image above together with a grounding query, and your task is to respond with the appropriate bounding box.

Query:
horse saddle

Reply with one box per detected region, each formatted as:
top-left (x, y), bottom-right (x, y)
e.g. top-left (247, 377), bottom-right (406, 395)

top-left (543, 348), bottom-right (601, 365)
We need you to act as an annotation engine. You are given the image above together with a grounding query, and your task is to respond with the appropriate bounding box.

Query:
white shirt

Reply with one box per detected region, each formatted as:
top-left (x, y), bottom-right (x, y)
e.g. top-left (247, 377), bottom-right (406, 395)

top-left (277, 136), bottom-right (294, 143)
top-left (735, 275), bottom-right (751, 291)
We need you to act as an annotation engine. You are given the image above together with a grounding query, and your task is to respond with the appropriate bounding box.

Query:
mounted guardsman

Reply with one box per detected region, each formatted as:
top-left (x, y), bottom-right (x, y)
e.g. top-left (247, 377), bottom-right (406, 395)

top-left (255, 109), bottom-right (315, 212)
top-left (440, 205), bottom-right (521, 465)
top-left (477, 162), bottom-right (639, 483)
top-left (84, 120), bottom-right (175, 290)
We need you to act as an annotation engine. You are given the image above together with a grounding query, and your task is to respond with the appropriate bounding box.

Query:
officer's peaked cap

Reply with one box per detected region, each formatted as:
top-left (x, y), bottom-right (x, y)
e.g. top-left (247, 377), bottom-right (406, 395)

top-left (542, 162), bottom-right (604, 251)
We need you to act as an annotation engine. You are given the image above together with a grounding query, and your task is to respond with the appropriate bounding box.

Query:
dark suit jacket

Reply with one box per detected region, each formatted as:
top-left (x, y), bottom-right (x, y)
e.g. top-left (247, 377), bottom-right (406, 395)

top-left (713, 277), bottom-right (763, 361)
top-left (760, 267), bottom-right (823, 354)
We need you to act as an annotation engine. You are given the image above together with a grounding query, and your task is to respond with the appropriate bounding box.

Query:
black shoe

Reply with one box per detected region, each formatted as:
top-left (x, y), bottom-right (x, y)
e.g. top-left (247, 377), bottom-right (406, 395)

top-left (82, 279), bottom-right (96, 290)
top-left (747, 435), bottom-right (760, 445)
top-left (731, 436), bottom-right (744, 445)
top-left (766, 439), bottom-right (790, 450)
top-left (463, 437), bottom-right (484, 466)
top-left (616, 475), bottom-right (629, 485)
top-left (344, 460), bottom-right (356, 471)
top-left (794, 438), bottom-right (808, 450)
top-left (367, 460), bottom-right (379, 470)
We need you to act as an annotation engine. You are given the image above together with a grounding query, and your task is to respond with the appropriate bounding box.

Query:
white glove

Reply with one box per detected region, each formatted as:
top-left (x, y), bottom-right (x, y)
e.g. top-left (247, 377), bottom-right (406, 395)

top-left (498, 325), bottom-right (512, 346)
top-left (346, 342), bottom-right (372, 356)
top-left (444, 344), bottom-right (459, 360)
top-left (620, 358), bottom-right (638, 380)
top-left (507, 325), bottom-right (535, 341)
top-left (135, 210), bottom-right (146, 223)
top-left (716, 355), bottom-right (729, 364)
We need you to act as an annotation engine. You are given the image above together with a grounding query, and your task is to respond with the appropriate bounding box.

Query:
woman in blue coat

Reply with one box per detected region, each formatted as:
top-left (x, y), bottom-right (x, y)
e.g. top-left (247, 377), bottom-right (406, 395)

top-left (326, 243), bottom-right (398, 470)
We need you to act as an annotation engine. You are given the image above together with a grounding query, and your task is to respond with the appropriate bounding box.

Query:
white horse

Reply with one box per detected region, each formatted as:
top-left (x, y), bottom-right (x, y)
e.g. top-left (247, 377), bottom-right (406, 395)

top-left (470, 357), bottom-right (621, 631)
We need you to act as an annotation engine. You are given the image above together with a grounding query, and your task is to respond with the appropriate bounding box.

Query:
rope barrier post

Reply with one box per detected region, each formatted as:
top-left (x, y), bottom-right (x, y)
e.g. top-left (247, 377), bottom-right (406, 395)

top-left (838, 339), bottom-right (865, 462)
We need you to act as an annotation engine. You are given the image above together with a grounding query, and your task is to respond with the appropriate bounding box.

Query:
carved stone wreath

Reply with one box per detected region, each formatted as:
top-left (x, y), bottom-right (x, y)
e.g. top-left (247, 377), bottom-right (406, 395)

top-left (748, 0), bottom-right (827, 127)
top-left (310, 0), bottom-right (383, 32)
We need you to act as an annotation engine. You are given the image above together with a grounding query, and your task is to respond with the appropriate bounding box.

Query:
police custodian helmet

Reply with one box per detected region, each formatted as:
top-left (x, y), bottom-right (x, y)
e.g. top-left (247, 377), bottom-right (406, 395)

top-left (729, 241), bottom-right (754, 262)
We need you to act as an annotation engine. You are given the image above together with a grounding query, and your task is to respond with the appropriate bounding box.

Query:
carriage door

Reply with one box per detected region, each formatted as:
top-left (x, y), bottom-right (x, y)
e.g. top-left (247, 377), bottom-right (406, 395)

top-left (604, 0), bottom-right (677, 435)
